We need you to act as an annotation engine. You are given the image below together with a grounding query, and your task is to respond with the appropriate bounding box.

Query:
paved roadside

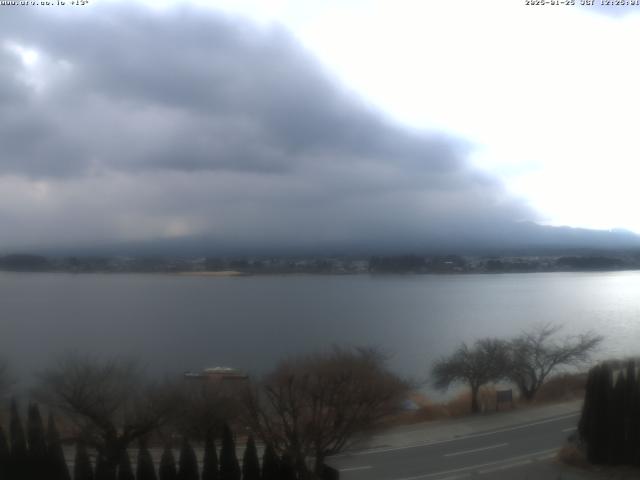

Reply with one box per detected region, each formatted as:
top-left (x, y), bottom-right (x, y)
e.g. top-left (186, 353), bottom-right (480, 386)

top-left (349, 400), bottom-right (583, 453)
top-left (326, 401), bottom-right (588, 480)
top-left (473, 459), bottom-right (640, 480)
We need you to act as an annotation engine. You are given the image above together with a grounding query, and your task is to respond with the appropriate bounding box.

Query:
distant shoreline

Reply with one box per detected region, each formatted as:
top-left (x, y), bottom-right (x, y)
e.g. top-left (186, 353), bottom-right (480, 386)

top-left (175, 270), bottom-right (246, 277)
top-left (1, 268), bottom-right (640, 276)
top-left (2, 252), bottom-right (640, 276)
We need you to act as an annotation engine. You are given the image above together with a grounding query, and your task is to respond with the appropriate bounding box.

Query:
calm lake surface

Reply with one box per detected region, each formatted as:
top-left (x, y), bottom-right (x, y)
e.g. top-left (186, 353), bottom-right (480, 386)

top-left (2, 271), bottom-right (640, 389)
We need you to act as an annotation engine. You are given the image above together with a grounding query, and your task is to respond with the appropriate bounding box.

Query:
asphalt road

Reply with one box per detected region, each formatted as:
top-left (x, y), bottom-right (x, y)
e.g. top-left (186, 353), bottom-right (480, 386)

top-left (326, 412), bottom-right (580, 480)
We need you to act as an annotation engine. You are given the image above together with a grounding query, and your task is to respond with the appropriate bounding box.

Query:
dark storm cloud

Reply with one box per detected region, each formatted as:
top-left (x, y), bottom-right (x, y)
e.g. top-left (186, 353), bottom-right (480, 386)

top-left (0, 50), bottom-right (26, 104)
top-left (0, 6), bottom-right (462, 176)
top-left (0, 3), bottom-right (534, 250)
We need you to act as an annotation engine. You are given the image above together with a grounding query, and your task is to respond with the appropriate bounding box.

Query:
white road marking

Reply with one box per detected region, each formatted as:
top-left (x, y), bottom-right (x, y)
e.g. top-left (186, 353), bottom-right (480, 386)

top-left (436, 475), bottom-right (470, 480)
top-left (339, 465), bottom-right (373, 472)
top-left (344, 412), bottom-right (579, 457)
top-left (390, 448), bottom-right (559, 480)
top-left (562, 426), bottom-right (577, 433)
top-left (443, 442), bottom-right (508, 457)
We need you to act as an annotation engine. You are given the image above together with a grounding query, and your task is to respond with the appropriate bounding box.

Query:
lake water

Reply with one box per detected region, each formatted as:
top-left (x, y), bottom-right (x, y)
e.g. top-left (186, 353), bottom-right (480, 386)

top-left (2, 271), bottom-right (640, 391)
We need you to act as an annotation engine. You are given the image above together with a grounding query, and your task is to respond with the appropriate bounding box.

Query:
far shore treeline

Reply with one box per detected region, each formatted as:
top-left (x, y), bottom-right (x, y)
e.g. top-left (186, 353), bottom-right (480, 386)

top-left (0, 252), bottom-right (639, 275)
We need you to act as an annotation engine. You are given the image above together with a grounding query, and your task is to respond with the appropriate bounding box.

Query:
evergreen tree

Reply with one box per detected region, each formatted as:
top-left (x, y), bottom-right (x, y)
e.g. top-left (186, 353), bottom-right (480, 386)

top-left (95, 453), bottom-right (107, 480)
top-left (136, 440), bottom-right (157, 480)
top-left (578, 365), bottom-right (596, 446)
top-left (178, 437), bottom-right (199, 480)
top-left (47, 413), bottom-right (71, 480)
top-left (10, 399), bottom-right (28, 480)
top-left (608, 372), bottom-right (626, 464)
top-left (634, 367), bottom-right (640, 466)
top-left (590, 361), bottom-right (640, 467)
top-left (96, 452), bottom-right (117, 480)
top-left (624, 361), bottom-right (637, 464)
top-left (117, 450), bottom-right (135, 480)
top-left (159, 446), bottom-right (178, 480)
top-left (219, 424), bottom-right (240, 480)
top-left (581, 365), bottom-right (602, 464)
top-left (27, 403), bottom-right (48, 478)
top-left (242, 435), bottom-right (260, 480)
top-left (27, 403), bottom-right (47, 457)
top-left (594, 364), bottom-right (613, 464)
top-left (279, 452), bottom-right (296, 480)
top-left (0, 425), bottom-right (10, 480)
top-left (74, 443), bottom-right (95, 480)
top-left (260, 444), bottom-right (280, 480)
top-left (201, 431), bottom-right (219, 480)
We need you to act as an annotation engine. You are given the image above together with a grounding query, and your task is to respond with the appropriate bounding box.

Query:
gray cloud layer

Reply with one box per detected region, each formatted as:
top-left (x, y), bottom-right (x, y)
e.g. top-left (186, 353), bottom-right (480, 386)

top-left (0, 4), bottom-right (533, 253)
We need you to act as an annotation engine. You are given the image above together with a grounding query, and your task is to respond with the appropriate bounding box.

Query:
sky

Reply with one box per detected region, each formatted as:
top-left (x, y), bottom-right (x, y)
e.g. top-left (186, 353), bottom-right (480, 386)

top-left (0, 0), bottom-right (639, 253)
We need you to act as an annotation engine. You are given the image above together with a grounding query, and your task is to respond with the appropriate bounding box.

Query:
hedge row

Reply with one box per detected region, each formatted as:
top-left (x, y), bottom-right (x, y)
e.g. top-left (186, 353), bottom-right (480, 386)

top-left (0, 402), bottom-right (330, 480)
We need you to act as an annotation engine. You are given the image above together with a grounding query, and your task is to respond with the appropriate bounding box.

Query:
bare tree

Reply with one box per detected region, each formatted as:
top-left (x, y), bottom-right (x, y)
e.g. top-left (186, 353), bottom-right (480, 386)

top-left (507, 323), bottom-right (603, 401)
top-left (244, 347), bottom-right (408, 479)
top-left (432, 338), bottom-right (510, 414)
top-left (35, 353), bottom-right (179, 479)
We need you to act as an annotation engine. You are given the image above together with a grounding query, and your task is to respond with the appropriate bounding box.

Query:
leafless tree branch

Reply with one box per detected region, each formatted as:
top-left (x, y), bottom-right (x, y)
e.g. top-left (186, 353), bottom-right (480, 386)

top-left (244, 346), bottom-right (408, 478)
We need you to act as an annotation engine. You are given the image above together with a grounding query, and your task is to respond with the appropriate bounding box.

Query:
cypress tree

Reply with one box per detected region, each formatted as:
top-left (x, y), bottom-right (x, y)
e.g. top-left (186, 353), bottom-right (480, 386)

top-left (624, 361), bottom-right (637, 464)
top-left (592, 363), bottom-right (613, 464)
top-left (609, 372), bottom-right (626, 465)
top-left (47, 413), bottom-right (71, 480)
top-left (279, 452), bottom-right (297, 480)
top-left (219, 424), bottom-right (240, 480)
top-left (159, 446), bottom-right (178, 480)
top-left (10, 399), bottom-right (28, 480)
top-left (10, 399), bottom-right (28, 457)
top-left (74, 442), bottom-right (95, 480)
top-left (0, 425), bottom-right (10, 480)
top-left (260, 444), bottom-right (280, 480)
top-left (201, 431), bottom-right (219, 480)
top-left (242, 435), bottom-right (260, 480)
top-left (27, 403), bottom-right (47, 457)
top-left (96, 451), bottom-right (118, 480)
top-left (625, 360), bottom-right (637, 403)
top-left (634, 367), bottom-right (640, 466)
top-left (27, 403), bottom-right (48, 478)
top-left (117, 450), bottom-right (135, 480)
top-left (136, 440), bottom-right (157, 480)
top-left (578, 365), bottom-right (596, 453)
top-left (178, 438), bottom-right (199, 480)
top-left (95, 453), bottom-right (109, 480)
top-left (634, 368), bottom-right (640, 466)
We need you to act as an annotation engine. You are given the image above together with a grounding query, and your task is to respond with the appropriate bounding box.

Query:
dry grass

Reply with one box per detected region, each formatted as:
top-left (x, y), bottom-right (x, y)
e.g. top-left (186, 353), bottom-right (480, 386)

top-left (380, 386), bottom-right (505, 427)
top-left (444, 386), bottom-right (500, 416)
top-left (381, 373), bottom-right (588, 428)
top-left (377, 392), bottom-right (447, 427)
top-left (557, 444), bottom-right (591, 469)
top-left (533, 372), bottom-right (587, 404)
